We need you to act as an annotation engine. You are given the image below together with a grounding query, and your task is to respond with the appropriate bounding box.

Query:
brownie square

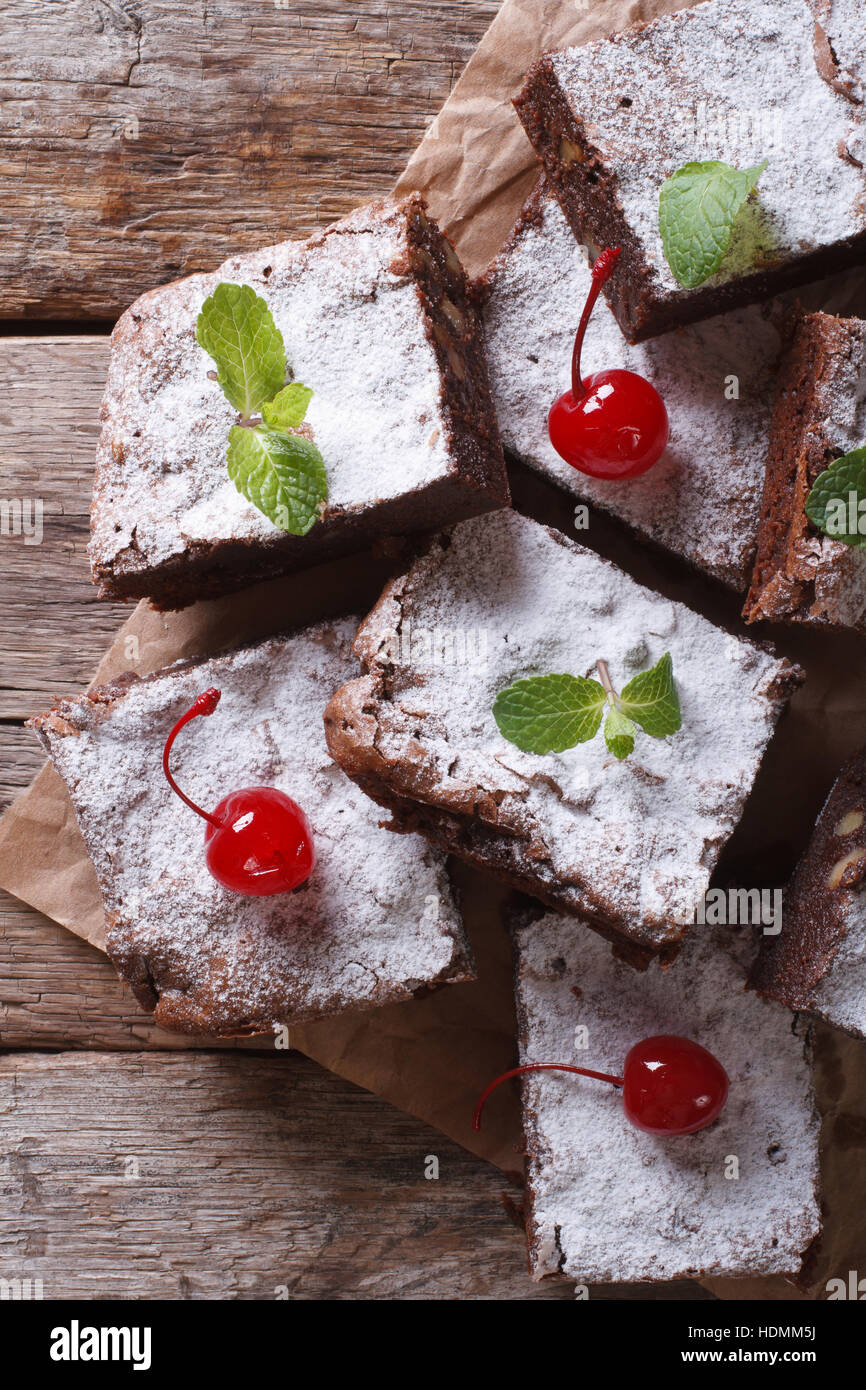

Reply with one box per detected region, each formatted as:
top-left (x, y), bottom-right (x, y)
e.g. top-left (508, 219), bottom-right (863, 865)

top-left (743, 310), bottom-right (866, 633)
top-left (31, 617), bottom-right (473, 1036)
top-left (515, 0), bottom-right (866, 343)
top-left (324, 509), bottom-right (802, 965)
top-left (89, 196), bottom-right (509, 610)
top-left (480, 181), bottom-right (783, 590)
top-left (515, 909), bottom-right (821, 1284)
top-left (751, 749), bottom-right (866, 1039)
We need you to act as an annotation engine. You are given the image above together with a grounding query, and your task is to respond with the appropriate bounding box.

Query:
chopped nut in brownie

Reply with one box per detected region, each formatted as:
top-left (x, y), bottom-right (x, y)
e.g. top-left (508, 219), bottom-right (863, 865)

top-left (751, 748), bottom-right (866, 1039)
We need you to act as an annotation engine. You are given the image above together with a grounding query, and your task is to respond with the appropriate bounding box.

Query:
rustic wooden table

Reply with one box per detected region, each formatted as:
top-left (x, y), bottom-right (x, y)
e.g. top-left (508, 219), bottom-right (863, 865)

top-left (0, 0), bottom-right (714, 1300)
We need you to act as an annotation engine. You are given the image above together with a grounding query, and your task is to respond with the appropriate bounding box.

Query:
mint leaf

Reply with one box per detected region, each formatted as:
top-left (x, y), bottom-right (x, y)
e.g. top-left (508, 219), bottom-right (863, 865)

top-left (805, 447), bottom-right (866, 548)
top-left (262, 382), bottom-right (313, 430)
top-left (227, 425), bottom-right (327, 535)
top-left (659, 160), bottom-right (767, 289)
top-left (196, 283), bottom-right (286, 416)
top-left (493, 674), bottom-right (606, 755)
top-left (604, 707), bottom-right (636, 761)
top-left (619, 653), bottom-right (681, 738)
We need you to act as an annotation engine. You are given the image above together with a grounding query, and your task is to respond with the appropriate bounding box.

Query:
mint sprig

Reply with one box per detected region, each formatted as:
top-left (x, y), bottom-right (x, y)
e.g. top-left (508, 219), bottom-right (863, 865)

top-left (659, 160), bottom-right (767, 290)
top-left (805, 447), bottom-right (866, 548)
top-left (493, 653), bottom-right (681, 761)
top-left (196, 283), bottom-right (327, 535)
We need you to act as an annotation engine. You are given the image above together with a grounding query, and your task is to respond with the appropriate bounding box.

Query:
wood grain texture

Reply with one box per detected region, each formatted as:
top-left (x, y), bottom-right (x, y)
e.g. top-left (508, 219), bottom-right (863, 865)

top-left (0, 1050), bottom-right (714, 1299)
top-left (0, 336), bottom-right (128, 717)
top-left (0, 0), bottom-right (502, 320)
top-left (0, 725), bottom-right (41, 808)
top-left (0, 892), bottom-right (266, 1050)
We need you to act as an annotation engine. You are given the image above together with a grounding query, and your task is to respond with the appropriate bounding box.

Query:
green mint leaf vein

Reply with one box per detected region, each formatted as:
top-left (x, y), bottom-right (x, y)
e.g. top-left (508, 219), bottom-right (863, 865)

top-left (659, 159), bottom-right (767, 290)
top-left (604, 706), bottom-right (636, 761)
top-left (805, 447), bottom-right (866, 548)
top-left (492, 673), bottom-right (606, 755)
top-left (262, 382), bottom-right (314, 430)
top-left (196, 282), bottom-right (286, 416)
top-left (227, 425), bottom-right (327, 535)
top-left (618, 653), bottom-right (682, 737)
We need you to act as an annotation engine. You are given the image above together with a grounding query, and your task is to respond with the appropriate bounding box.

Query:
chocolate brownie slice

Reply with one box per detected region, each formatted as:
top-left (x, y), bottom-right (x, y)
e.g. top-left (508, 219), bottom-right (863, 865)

top-left (515, 909), bottom-right (821, 1284)
top-left (515, 0), bottom-right (866, 343)
top-left (480, 181), bottom-right (783, 590)
top-left (30, 618), bottom-right (473, 1037)
top-left (90, 196), bottom-right (509, 610)
top-left (324, 509), bottom-right (802, 965)
top-left (751, 749), bottom-right (866, 1039)
top-left (743, 310), bottom-right (866, 633)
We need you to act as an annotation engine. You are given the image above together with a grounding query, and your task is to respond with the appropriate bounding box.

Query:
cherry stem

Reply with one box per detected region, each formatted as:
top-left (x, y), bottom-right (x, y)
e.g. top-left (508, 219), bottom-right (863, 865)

top-left (162, 688), bottom-right (224, 829)
top-left (571, 246), bottom-right (622, 400)
top-left (473, 1062), bottom-right (624, 1132)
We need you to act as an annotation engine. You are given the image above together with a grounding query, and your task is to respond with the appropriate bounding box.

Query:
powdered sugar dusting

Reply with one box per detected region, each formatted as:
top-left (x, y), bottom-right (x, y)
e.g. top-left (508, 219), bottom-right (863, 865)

top-left (482, 188), bottom-right (780, 588)
top-left (550, 0), bottom-right (866, 300)
top-left (809, 890), bottom-right (866, 1036)
top-left (353, 510), bottom-right (798, 949)
top-left (90, 200), bottom-right (454, 576)
top-left (516, 910), bottom-right (820, 1282)
top-left (34, 618), bottom-right (471, 1036)
top-left (815, 0), bottom-right (866, 107)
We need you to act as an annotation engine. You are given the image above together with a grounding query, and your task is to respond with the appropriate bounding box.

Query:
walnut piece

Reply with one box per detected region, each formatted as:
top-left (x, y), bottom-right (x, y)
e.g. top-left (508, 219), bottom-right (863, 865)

top-left (441, 296), bottom-right (467, 335)
top-left (827, 846), bottom-right (866, 890)
top-left (559, 137), bottom-right (584, 165)
top-left (835, 809), bottom-right (864, 837)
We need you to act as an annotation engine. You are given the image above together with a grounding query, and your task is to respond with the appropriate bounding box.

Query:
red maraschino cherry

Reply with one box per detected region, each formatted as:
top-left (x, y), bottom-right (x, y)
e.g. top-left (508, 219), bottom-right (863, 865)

top-left (162, 688), bottom-right (315, 897)
top-left (548, 247), bottom-right (669, 479)
top-left (474, 1035), bottom-right (728, 1137)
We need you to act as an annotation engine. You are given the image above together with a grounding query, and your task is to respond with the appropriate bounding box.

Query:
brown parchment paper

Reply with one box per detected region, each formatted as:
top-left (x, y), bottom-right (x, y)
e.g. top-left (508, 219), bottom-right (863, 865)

top-left (2, 0), bottom-right (866, 1298)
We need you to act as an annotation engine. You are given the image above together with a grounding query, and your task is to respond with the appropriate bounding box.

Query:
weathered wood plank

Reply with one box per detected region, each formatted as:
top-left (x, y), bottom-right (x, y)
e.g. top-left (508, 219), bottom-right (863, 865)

top-left (0, 892), bottom-right (268, 1050)
top-left (0, 1050), bottom-right (553, 1299)
top-left (0, 336), bottom-right (128, 715)
top-left (0, 0), bottom-right (502, 320)
top-left (0, 724), bottom-right (40, 808)
top-left (0, 1049), bottom-right (713, 1299)
top-left (0, 1050), bottom-right (543, 1301)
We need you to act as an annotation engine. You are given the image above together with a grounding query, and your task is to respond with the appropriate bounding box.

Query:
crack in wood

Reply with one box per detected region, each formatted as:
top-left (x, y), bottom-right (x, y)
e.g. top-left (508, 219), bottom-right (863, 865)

top-left (0, 0), bottom-right (502, 319)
